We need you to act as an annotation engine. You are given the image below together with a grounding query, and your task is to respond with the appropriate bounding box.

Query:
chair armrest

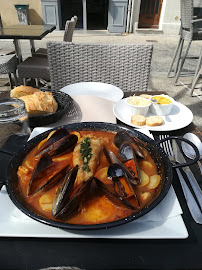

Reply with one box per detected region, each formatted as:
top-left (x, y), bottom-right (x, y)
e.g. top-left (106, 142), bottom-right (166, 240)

top-left (192, 18), bottom-right (202, 23)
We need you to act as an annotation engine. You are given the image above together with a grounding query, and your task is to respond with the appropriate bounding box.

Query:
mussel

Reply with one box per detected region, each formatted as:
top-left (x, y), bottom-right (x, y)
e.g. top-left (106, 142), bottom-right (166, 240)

top-left (94, 177), bottom-right (135, 210)
top-left (118, 142), bottom-right (141, 184)
top-left (52, 166), bottom-right (93, 220)
top-left (52, 165), bottom-right (78, 218)
top-left (114, 131), bottom-right (145, 159)
top-left (28, 154), bottom-right (52, 196)
top-left (104, 148), bottom-right (140, 207)
top-left (103, 147), bottom-right (138, 184)
top-left (35, 128), bottom-right (69, 156)
top-left (35, 133), bottom-right (78, 158)
top-left (107, 164), bottom-right (127, 197)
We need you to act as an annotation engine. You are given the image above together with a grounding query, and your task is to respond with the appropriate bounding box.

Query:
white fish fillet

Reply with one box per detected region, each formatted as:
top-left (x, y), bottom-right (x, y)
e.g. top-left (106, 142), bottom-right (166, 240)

top-left (73, 137), bottom-right (102, 185)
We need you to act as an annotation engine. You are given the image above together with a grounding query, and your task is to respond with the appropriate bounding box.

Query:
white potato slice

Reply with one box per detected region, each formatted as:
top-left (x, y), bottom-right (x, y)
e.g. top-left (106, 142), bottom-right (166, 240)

top-left (140, 192), bottom-right (152, 202)
top-left (39, 193), bottom-right (52, 211)
top-left (138, 170), bottom-right (150, 187)
top-left (140, 161), bottom-right (153, 171)
top-left (147, 175), bottom-right (161, 189)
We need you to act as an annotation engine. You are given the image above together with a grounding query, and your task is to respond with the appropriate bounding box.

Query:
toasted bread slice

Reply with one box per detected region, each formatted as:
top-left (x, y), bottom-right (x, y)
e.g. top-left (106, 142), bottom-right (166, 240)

top-left (131, 115), bottom-right (146, 126)
top-left (146, 116), bottom-right (163, 126)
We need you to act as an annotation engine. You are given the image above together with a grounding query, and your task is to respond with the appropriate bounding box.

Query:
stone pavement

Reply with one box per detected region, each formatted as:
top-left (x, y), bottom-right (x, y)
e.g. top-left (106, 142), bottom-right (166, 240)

top-left (0, 30), bottom-right (201, 130)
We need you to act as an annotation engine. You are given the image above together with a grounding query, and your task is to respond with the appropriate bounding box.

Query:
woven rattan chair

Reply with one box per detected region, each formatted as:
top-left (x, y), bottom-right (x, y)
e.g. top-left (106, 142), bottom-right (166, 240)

top-left (167, 0), bottom-right (202, 83)
top-left (33, 16), bottom-right (78, 58)
top-left (0, 54), bottom-right (18, 88)
top-left (47, 42), bottom-right (153, 92)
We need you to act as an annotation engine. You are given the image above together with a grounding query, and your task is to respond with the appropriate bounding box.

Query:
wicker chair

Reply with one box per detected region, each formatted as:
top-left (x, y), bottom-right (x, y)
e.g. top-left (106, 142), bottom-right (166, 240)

top-left (33, 16), bottom-right (78, 58)
top-left (47, 42), bottom-right (153, 92)
top-left (167, 0), bottom-right (202, 83)
top-left (0, 54), bottom-right (18, 88)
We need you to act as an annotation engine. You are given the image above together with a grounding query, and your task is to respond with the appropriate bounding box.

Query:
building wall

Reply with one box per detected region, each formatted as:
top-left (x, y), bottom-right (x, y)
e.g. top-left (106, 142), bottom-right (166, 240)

top-left (131, 0), bottom-right (181, 35)
top-left (0, 0), bottom-right (43, 26)
top-left (161, 0), bottom-right (181, 35)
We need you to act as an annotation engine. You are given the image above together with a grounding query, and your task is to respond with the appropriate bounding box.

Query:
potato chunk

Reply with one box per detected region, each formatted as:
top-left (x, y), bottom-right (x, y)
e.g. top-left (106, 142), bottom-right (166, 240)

top-left (39, 193), bottom-right (52, 211)
top-left (147, 175), bottom-right (161, 189)
top-left (138, 170), bottom-right (150, 187)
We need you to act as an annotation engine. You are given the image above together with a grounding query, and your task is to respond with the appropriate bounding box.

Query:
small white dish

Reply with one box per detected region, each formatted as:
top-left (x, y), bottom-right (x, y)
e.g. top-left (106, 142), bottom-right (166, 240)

top-left (150, 95), bottom-right (174, 116)
top-left (126, 96), bottom-right (151, 116)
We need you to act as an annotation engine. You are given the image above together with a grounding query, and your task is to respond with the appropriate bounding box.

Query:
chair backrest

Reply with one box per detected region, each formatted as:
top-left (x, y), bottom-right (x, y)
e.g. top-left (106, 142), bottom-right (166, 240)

top-left (181, 0), bottom-right (194, 30)
top-left (47, 42), bottom-right (153, 92)
top-left (63, 16), bottom-right (78, 42)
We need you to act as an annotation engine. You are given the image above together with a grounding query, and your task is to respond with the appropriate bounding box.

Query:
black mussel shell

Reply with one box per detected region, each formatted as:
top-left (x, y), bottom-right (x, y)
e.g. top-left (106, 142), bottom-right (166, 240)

top-left (54, 176), bottom-right (93, 220)
top-left (35, 134), bottom-right (78, 158)
top-left (52, 165), bottom-right (79, 218)
top-left (114, 131), bottom-right (145, 159)
top-left (94, 177), bottom-right (135, 210)
top-left (28, 154), bottom-right (52, 196)
top-left (35, 128), bottom-right (69, 156)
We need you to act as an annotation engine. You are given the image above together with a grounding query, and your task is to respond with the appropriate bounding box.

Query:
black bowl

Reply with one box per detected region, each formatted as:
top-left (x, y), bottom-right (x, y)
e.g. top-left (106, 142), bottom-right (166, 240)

top-left (6, 122), bottom-right (173, 231)
top-left (28, 89), bottom-right (73, 128)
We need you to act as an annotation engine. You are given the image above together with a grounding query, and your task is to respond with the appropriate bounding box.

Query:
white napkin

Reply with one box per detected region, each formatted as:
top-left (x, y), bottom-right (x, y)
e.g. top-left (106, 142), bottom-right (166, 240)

top-left (29, 95), bottom-right (116, 140)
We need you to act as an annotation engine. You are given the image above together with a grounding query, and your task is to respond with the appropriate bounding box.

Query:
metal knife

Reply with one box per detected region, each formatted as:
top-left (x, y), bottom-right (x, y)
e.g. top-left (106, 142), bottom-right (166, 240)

top-left (175, 168), bottom-right (202, 224)
top-left (172, 139), bottom-right (202, 211)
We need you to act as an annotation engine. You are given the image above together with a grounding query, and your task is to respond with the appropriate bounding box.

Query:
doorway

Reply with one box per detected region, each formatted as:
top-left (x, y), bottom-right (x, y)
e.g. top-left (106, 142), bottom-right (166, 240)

top-left (87, 0), bottom-right (109, 30)
top-left (138, 0), bottom-right (163, 29)
top-left (60, 0), bottom-right (109, 30)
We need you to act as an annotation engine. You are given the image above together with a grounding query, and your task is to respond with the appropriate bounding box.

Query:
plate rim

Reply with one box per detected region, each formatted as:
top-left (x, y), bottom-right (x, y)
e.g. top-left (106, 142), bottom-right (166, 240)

top-left (113, 98), bottom-right (193, 131)
top-left (60, 82), bottom-right (124, 102)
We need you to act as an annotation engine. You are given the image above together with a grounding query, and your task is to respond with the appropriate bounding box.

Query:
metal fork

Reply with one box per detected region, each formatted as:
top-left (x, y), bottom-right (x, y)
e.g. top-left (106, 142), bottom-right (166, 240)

top-left (159, 135), bottom-right (202, 224)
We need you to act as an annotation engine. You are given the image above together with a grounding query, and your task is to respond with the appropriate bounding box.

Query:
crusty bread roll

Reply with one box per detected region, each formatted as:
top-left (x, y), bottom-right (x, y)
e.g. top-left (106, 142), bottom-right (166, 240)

top-left (19, 91), bottom-right (58, 115)
top-left (131, 115), bottom-right (146, 126)
top-left (10, 85), bottom-right (41, 98)
top-left (146, 116), bottom-right (163, 126)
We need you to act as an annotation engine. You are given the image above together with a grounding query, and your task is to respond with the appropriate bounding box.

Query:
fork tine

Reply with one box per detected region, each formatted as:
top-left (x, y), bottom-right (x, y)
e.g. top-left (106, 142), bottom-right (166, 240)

top-left (159, 134), bottom-right (170, 156)
top-left (167, 137), bottom-right (174, 156)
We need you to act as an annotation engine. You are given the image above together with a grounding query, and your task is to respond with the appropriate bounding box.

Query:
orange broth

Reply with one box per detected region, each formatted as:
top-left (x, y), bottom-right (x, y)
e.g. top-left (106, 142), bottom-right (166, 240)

top-left (17, 130), bottom-right (160, 225)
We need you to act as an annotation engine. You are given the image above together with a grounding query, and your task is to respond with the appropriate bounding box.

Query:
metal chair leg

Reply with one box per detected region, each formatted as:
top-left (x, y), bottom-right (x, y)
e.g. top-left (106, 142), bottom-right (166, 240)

top-left (167, 37), bottom-right (183, 77)
top-left (191, 47), bottom-right (202, 89)
top-left (8, 73), bottom-right (13, 89)
top-left (13, 71), bottom-right (18, 86)
top-left (190, 66), bottom-right (202, 96)
top-left (23, 78), bottom-right (27, 85)
top-left (174, 39), bottom-right (184, 76)
top-left (175, 40), bottom-right (192, 84)
top-left (35, 78), bottom-right (39, 88)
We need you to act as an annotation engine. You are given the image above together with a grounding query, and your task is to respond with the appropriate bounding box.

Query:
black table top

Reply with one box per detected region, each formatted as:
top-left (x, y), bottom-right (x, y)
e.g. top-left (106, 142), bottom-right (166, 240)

top-left (0, 24), bottom-right (56, 40)
top-left (0, 91), bottom-right (202, 270)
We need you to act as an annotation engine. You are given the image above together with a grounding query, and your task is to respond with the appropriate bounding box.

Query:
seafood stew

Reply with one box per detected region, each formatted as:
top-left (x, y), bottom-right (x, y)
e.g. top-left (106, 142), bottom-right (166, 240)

top-left (14, 125), bottom-right (169, 227)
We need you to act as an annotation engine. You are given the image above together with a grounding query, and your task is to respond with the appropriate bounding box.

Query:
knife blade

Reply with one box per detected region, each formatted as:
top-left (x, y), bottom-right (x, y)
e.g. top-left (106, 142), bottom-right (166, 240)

top-left (175, 168), bottom-right (202, 224)
top-left (172, 139), bottom-right (202, 211)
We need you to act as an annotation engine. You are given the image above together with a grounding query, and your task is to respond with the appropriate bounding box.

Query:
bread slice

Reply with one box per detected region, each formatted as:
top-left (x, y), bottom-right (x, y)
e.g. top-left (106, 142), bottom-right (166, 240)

top-left (146, 116), bottom-right (163, 126)
top-left (131, 115), bottom-right (146, 126)
top-left (10, 85), bottom-right (41, 98)
top-left (140, 94), bottom-right (152, 99)
top-left (19, 91), bottom-right (58, 115)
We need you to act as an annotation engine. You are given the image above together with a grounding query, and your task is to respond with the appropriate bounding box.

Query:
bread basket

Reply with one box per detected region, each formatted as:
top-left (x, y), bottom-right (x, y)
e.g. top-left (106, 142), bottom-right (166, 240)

top-left (28, 89), bottom-right (73, 128)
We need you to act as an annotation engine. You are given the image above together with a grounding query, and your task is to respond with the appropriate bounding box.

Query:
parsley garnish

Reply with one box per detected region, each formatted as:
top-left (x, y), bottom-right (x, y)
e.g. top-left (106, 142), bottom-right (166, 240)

top-left (80, 137), bottom-right (92, 172)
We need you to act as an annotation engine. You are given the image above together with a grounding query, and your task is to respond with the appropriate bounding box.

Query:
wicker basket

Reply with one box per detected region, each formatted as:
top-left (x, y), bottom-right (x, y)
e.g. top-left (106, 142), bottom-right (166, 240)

top-left (28, 89), bottom-right (73, 128)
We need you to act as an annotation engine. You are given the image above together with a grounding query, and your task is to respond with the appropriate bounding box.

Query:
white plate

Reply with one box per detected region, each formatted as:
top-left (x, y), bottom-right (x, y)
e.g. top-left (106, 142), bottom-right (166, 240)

top-left (60, 82), bottom-right (124, 102)
top-left (113, 98), bottom-right (193, 131)
top-left (0, 186), bottom-right (188, 239)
